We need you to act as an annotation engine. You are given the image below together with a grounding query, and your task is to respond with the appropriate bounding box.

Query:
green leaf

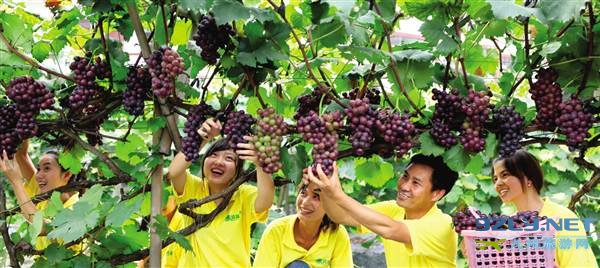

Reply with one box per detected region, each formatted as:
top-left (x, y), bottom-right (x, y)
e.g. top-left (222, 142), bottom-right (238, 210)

top-left (0, 13), bottom-right (33, 53)
top-left (32, 42), bottom-right (52, 62)
top-left (115, 134), bottom-right (146, 165)
top-left (465, 155), bottom-right (485, 174)
top-left (44, 191), bottom-right (64, 218)
top-left (487, 0), bottom-right (540, 20)
top-left (28, 211), bottom-right (43, 245)
top-left (105, 195), bottom-right (143, 228)
top-left (212, 0), bottom-right (251, 25)
top-left (170, 19), bottom-right (193, 46)
top-left (498, 72), bottom-right (515, 96)
top-left (419, 132), bottom-right (445, 156)
top-left (313, 18), bottom-right (347, 48)
top-left (43, 244), bottom-right (74, 265)
top-left (356, 156), bottom-right (394, 187)
top-left (171, 231), bottom-right (192, 251)
top-left (59, 146), bottom-right (86, 174)
top-left (180, 0), bottom-right (213, 12)
top-left (462, 174), bottom-right (479, 190)
top-left (154, 6), bottom-right (169, 46)
top-left (281, 145), bottom-right (309, 184)
top-left (310, 1), bottom-right (330, 24)
top-left (484, 133), bottom-right (498, 160)
top-left (393, 49), bottom-right (434, 62)
top-left (443, 144), bottom-right (470, 172)
top-left (538, 0), bottom-right (586, 23)
top-left (339, 45), bottom-right (389, 64)
top-left (539, 41), bottom-right (561, 57)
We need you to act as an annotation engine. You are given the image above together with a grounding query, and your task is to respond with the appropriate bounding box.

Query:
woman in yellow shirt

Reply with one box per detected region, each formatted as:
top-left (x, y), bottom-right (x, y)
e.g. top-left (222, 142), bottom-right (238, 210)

top-left (492, 150), bottom-right (597, 267)
top-left (166, 118), bottom-right (275, 267)
top-left (254, 180), bottom-right (353, 268)
top-left (0, 140), bottom-right (78, 250)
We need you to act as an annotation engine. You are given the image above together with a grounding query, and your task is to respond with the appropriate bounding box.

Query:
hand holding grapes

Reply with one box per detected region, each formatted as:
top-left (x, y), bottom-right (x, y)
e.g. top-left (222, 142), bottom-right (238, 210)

top-left (0, 150), bottom-right (22, 183)
top-left (236, 136), bottom-right (259, 167)
top-left (197, 118), bottom-right (222, 141)
top-left (307, 163), bottom-right (344, 199)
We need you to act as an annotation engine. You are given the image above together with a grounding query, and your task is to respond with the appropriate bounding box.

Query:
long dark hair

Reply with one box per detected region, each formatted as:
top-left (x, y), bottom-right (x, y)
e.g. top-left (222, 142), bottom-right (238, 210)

top-left (492, 150), bottom-right (544, 194)
top-left (200, 138), bottom-right (245, 181)
top-left (298, 183), bottom-right (339, 232)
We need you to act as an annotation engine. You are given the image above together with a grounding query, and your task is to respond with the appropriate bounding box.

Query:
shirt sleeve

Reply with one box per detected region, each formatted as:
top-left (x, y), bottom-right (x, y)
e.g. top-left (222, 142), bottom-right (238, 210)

top-left (240, 185), bottom-right (269, 223)
top-left (253, 222), bottom-right (282, 267)
top-left (24, 174), bottom-right (39, 197)
top-left (172, 172), bottom-right (202, 205)
top-left (402, 213), bottom-right (457, 259)
top-left (330, 226), bottom-right (354, 268)
top-left (356, 201), bottom-right (398, 234)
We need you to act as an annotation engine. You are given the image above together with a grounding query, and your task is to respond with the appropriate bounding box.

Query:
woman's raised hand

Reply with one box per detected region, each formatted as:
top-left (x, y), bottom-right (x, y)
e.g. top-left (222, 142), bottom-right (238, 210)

top-left (197, 118), bottom-right (222, 141)
top-left (0, 150), bottom-right (22, 182)
top-left (236, 136), bottom-right (259, 167)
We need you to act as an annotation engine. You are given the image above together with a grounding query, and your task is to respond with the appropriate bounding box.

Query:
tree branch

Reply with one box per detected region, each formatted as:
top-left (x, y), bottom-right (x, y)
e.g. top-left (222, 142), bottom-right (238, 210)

top-left (0, 183), bottom-right (20, 267)
top-left (201, 63), bottom-right (221, 101)
top-left (98, 17), bottom-right (114, 90)
top-left (569, 158), bottom-right (600, 210)
top-left (578, 2), bottom-right (595, 94)
top-left (442, 54), bottom-right (452, 90)
top-left (491, 37), bottom-right (503, 72)
top-left (0, 27), bottom-right (74, 82)
top-left (453, 17), bottom-right (469, 89)
top-left (556, 19), bottom-right (575, 38)
top-left (376, 77), bottom-right (395, 109)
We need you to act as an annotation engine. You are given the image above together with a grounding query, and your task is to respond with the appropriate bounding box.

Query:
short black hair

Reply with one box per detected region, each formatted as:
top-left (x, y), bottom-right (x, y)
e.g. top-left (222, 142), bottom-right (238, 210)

top-left (493, 150), bottom-right (543, 194)
top-left (200, 138), bottom-right (245, 180)
top-left (409, 154), bottom-right (458, 197)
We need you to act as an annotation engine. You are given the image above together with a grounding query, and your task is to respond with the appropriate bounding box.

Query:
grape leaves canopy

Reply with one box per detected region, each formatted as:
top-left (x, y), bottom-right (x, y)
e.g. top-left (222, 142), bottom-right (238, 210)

top-left (0, 0), bottom-right (598, 266)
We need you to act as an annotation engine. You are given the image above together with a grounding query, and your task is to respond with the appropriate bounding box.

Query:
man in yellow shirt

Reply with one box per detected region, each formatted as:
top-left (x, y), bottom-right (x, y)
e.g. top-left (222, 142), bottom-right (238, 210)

top-left (308, 154), bottom-right (459, 267)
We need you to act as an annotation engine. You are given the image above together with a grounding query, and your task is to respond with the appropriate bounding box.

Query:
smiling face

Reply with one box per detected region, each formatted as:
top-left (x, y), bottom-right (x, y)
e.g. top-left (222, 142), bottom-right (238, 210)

top-left (35, 154), bottom-right (71, 193)
top-left (202, 149), bottom-right (238, 187)
top-left (296, 183), bottom-right (326, 223)
top-left (396, 163), bottom-right (442, 210)
top-left (493, 160), bottom-right (526, 203)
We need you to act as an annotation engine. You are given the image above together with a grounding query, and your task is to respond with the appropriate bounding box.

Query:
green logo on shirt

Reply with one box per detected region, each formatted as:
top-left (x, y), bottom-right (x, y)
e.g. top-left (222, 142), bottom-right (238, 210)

top-left (224, 213), bottom-right (240, 222)
top-left (315, 258), bottom-right (328, 265)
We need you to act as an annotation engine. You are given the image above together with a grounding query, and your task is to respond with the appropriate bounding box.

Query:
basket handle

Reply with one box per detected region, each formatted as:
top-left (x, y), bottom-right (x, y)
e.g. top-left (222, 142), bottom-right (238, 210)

top-left (467, 207), bottom-right (481, 219)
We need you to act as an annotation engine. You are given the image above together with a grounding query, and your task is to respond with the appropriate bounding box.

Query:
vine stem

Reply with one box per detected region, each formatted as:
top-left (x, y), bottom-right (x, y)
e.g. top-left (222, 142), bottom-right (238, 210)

top-left (243, 68), bottom-right (267, 109)
top-left (376, 77), bottom-right (395, 109)
top-left (0, 183), bottom-right (20, 267)
top-left (578, 2), bottom-right (595, 94)
top-left (371, 2), bottom-right (426, 119)
top-left (98, 16), bottom-right (114, 90)
top-left (0, 28), bottom-right (74, 82)
top-left (453, 17), bottom-right (469, 89)
top-left (160, 0), bottom-right (170, 45)
top-left (201, 63), bottom-right (221, 101)
top-left (569, 160), bottom-right (600, 210)
top-left (524, 18), bottom-right (534, 89)
top-left (491, 37), bottom-right (503, 72)
top-left (442, 54), bottom-right (452, 90)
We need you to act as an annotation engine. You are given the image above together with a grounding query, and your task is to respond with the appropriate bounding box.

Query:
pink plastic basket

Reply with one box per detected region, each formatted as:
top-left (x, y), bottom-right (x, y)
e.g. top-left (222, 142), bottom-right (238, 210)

top-left (461, 208), bottom-right (556, 268)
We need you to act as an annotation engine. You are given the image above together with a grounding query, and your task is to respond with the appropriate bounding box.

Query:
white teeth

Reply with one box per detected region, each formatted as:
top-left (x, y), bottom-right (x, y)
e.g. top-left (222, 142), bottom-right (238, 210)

top-left (500, 189), bottom-right (509, 196)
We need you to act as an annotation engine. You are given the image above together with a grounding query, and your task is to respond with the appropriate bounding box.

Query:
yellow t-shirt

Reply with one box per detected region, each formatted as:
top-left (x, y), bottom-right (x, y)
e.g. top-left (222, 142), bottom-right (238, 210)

top-left (540, 199), bottom-right (598, 268)
top-left (161, 210), bottom-right (186, 268)
top-left (35, 192), bottom-right (80, 251)
top-left (358, 201), bottom-right (457, 267)
top-left (253, 215), bottom-right (353, 267)
top-left (172, 172), bottom-right (269, 267)
top-left (24, 175), bottom-right (39, 197)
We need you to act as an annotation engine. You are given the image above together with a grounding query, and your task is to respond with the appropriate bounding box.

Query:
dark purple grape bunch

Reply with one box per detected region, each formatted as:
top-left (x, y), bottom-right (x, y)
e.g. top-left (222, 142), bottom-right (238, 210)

top-left (342, 87), bottom-right (381, 105)
top-left (376, 109), bottom-right (416, 157)
top-left (0, 104), bottom-right (21, 158)
top-left (68, 53), bottom-right (109, 110)
top-left (531, 68), bottom-right (562, 130)
top-left (252, 107), bottom-right (287, 173)
top-left (493, 106), bottom-right (524, 157)
top-left (555, 96), bottom-right (595, 150)
top-left (193, 13), bottom-right (235, 64)
top-left (80, 104), bottom-right (107, 146)
top-left (297, 110), bottom-right (343, 175)
top-left (346, 98), bottom-right (377, 156)
top-left (294, 87), bottom-right (332, 120)
top-left (124, 66), bottom-right (151, 116)
top-left (430, 88), bottom-right (463, 148)
top-left (148, 47), bottom-right (185, 98)
top-left (182, 103), bottom-right (217, 162)
top-left (7, 77), bottom-right (55, 139)
top-left (459, 90), bottom-right (490, 153)
top-left (452, 207), bottom-right (485, 233)
top-left (222, 111), bottom-right (256, 150)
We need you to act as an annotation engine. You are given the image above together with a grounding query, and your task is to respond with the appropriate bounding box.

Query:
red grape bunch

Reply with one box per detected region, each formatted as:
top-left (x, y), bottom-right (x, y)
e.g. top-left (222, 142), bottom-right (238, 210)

top-left (252, 107), bottom-right (287, 173)
top-left (124, 66), bottom-right (151, 116)
top-left (493, 106), bottom-right (524, 157)
top-left (346, 98), bottom-right (377, 156)
top-left (555, 96), bottom-right (595, 150)
top-left (68, 54), bottom-right (110, 110)
top-left (182, 103), bottom-right (217, 162)
top-left (297, 110), bottom-right (343, 175)
top-left (530, 68), bottom-right (562, 130)
top-left (430, 88), bottom-right (463, 148)
top-left (193, 14), bottom-right (235, 64)
top-left (294, 87), bottom-right (332, 120)
top-left (222, 111), bottom-right (256, 150)
top-left (459, 90), bottom-right (490, 153)
top-left (342, 87), bottom-right (381, 104)
top-left (376, 109), bottom-right (416, 157)
top-left (7, 77), bottom-right (55, 139)
top-left (148, 47), bottom-right (185, 98)
top-left (0, 104), bottom-right (21, 158)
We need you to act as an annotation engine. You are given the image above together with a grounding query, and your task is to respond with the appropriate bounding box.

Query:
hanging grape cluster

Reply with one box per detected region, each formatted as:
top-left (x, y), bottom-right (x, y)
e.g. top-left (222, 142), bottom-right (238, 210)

top-left (182, 103), bottom-right (217, 162)
top-left (7, 77), bottom-right (55, 139)
top-left (297, 110), bottom-right (343, 175)
top-left (346, 98), bottom-right (377, 156)
top-left (0, 104), bottom-right (21, 158)
top-left (530, 68), bottom-right (562, 130)
top-left (459, 90), bottom-right (490, 153)
top-left (124, 66), bottom-right (151, 116)
top-left (222, 111), bottom-right (256, 150)
top-left (376, 109), bottom-right (416, 157)
top-left (148, 47), bottom-right (185, 98)
top-left (430, 88), bottom-right (463, 148)
top-left (193, 14), bottom-right (235, 64)
top-left (556, 96), bottom-right (595, 150)
top-left (342, 87), bottom-right (381, 104)
top-left (493, 106), bottom-right (524, 157)
top-left (252, 107), bottom-right (287, 173)
top-left (294, 86), bottom-right (332, 120)
top-left (68, 54), bottom-right (110, 110)
top-left (79, 104), bottom-right (108, 146)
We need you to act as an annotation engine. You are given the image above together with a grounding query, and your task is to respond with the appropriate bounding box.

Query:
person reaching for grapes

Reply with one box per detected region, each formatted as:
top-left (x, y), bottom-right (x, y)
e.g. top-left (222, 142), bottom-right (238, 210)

top-left (306, 155), bottom-right (459, 267)
top-left (253, 171), bottom-right (352, 268)
top-left (165, 117), bottom-right (275, 267)
top-left (0, 143), bottom-right (79, 251)
top-left (490, 150), bottom-right (597, 267)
